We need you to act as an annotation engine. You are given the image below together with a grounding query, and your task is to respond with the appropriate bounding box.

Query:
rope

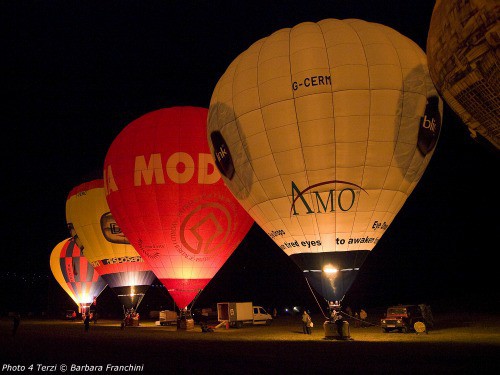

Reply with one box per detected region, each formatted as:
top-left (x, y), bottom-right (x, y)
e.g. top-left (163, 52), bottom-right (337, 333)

top-left (340, 310), bottom-right (379, 327)
top-left (303, 276), bottom-right (329, 319)
top-left (188, 289), bottom-right (204, 313)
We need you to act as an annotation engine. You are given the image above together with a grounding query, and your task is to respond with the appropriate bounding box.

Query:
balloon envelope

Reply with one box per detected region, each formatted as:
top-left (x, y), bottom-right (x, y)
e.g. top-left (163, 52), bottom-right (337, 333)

top-left (104, 106), bottom-right (254, 310)
top-left (50, 240), bottom-right (79, 306)
top-left (207, 19), bottom-right (442, 303)
top-left (66, 179), bottom-right (156, 311)
top-left (50, 238), bottom-right (107, 313)
top-left (427, 0), bottom-right (499, 151)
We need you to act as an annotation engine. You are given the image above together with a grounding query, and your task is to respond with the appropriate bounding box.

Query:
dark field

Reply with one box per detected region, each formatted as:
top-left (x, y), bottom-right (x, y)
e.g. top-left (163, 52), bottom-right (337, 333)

top-left (2, 313), bottom-right (499, 374)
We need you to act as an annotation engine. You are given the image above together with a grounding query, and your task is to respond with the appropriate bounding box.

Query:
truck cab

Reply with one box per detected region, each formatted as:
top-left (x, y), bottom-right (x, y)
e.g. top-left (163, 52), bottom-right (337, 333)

top-left (252, 306), bottom-right (272, 325)
top-left (217, 302), bottom-right (273, 328)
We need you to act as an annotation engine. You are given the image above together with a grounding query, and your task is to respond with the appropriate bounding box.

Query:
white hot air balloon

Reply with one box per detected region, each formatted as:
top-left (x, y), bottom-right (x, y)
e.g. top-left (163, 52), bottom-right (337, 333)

top-left (208, 18), bottom-right (442, 305)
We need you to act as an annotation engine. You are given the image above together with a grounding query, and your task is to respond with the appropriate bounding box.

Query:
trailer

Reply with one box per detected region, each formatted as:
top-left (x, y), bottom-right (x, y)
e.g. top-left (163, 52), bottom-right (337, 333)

top-left (217, 302), bottom-right (272, 328)
top-left (155, 310), bottom-right (178, 326)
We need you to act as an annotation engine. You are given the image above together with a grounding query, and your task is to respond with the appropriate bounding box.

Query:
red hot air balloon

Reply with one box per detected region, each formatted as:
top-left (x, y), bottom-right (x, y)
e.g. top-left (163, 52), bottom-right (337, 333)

top-left (50, 238), bottom-right (107, 315)
top-left (104, 106), bottom-right (253, 311)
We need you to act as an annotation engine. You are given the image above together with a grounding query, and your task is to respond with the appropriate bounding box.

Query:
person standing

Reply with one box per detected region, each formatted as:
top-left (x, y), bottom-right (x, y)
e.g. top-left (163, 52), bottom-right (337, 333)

top-left (84, 314), bottom-right (90, 332)
top-left (354, 311), bottom-right (360, 328)
top-left (360, 308), bottom-right (368, 327)
top-left (302, 310), bottom-right (311, 334)
top-left (335, 313), bottom-right (344, 338)
top-left (345, 306), bottom-right (353, 320)
top-left (12, 313), bottom-right (20, 336)
top-left (331, 309), bottom-right (344, 338)
top-left (306, 313), bottom-right (313, 335)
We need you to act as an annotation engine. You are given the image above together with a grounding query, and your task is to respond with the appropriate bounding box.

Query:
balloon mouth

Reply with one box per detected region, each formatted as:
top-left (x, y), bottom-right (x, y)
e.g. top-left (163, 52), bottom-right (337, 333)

top-left (113, 284), bottom-right (151, 310)
top-left (210, 131), bottom-right (235, 180)
top-left (323, 265), bottom-right (339, 275)
top-left (290, 250), bottom-right (370, 302)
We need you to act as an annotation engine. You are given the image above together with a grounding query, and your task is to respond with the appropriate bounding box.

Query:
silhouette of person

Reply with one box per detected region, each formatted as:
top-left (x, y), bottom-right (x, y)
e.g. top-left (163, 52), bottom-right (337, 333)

top-left (360, 309), bottom-right (367, 327)
top-left (12, 313), bottom-right (20, 336)
top-left (302, 310), bottom-right (311, 334)
top-left (84, 314), bottom-right (90, 332)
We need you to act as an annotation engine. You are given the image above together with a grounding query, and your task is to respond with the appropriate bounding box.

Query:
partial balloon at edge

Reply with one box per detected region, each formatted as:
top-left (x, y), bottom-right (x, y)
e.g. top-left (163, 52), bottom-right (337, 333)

top-left (427, 0), bottom-right (499, 152)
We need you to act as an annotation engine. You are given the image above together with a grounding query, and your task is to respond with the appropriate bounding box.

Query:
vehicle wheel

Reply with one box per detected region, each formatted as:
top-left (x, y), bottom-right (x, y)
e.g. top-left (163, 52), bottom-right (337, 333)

top-left (266, 319), bottom-right (272, 326)
top-left (236, 321), bottom-right (243, 328)
top-left (382, 328), bottom-right (388, 333)
top-left (402, 326), bottom-right (408, 333)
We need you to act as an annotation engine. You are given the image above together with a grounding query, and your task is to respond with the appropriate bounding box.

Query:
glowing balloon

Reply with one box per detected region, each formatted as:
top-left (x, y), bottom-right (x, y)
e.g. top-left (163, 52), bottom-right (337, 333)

top-left (427, 0), bottom-right (499, 150)
top-left (66, 179), bottom-right (156, 311)
top-left (50, 238), bottom-right (107, 314)
top-left (104, 106), bottom-right (254, 310)
top-left (50, 239), bottom-right (78, 306)
top-left (207, 19), bottom-right (442, 303)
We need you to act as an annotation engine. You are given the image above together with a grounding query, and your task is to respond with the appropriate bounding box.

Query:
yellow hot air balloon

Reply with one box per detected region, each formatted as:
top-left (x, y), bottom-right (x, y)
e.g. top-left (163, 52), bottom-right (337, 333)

top-left (427, 0), bottom-right (499, 151)
top-left (208, 19), bottom-right (442, 305)
top-left (66, 179), bottom-right (156, 312)
top-left (50, 238), bottom-right (107, 314)
top-left (50, 239), bottom-right (79, 306)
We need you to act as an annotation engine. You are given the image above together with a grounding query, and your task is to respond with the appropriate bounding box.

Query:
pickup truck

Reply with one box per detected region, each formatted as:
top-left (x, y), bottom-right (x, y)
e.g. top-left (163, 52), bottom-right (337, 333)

top-left (381, 304), bottom-right (428, 333)
top-left (217, 302), bottom-right (272, 328)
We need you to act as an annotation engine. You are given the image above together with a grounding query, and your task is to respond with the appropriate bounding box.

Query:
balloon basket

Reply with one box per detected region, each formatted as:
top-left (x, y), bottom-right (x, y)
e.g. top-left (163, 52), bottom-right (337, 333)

top-left (323, 320), bottom-right (351, 340)
top-left (323, 320), bottom-right (337, 339)
top-left (178, 318), bottom-right (195, 331)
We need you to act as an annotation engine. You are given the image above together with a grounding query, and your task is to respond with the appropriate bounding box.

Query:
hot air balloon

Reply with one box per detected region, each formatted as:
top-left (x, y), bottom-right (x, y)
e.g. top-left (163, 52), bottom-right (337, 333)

top-left (103, 106), bottom-right (254, 311)
top-left (426, 0), bottom-right (499, 151)
top-left (50, 239), bottom-right (79, 306)
top-left (207, 19), bottom-right (442, 307)
top-left (50, 238), bottom-right (107, 315)
top-left (66, 179), bottom-right (156, 313)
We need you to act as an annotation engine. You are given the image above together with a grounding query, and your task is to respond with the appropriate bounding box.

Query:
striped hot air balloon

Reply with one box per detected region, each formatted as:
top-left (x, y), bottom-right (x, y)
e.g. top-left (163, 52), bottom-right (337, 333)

top-left (50, 238), bottom-right (107, 315)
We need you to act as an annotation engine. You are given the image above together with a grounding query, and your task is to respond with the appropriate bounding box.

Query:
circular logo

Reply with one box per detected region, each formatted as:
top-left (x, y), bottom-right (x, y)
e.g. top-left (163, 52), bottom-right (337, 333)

top-left (179, 202), bottom-right (232, 257)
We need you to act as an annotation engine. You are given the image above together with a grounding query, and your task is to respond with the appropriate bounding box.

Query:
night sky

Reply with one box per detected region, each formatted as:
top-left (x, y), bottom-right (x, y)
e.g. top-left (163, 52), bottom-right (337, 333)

top-left (2, 1), bottom-right (498, 314)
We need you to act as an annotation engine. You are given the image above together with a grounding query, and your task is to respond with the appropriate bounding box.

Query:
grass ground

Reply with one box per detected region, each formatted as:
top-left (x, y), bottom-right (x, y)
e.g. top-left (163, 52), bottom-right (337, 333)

top-left (1, 312), bottom-right (499, 374)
